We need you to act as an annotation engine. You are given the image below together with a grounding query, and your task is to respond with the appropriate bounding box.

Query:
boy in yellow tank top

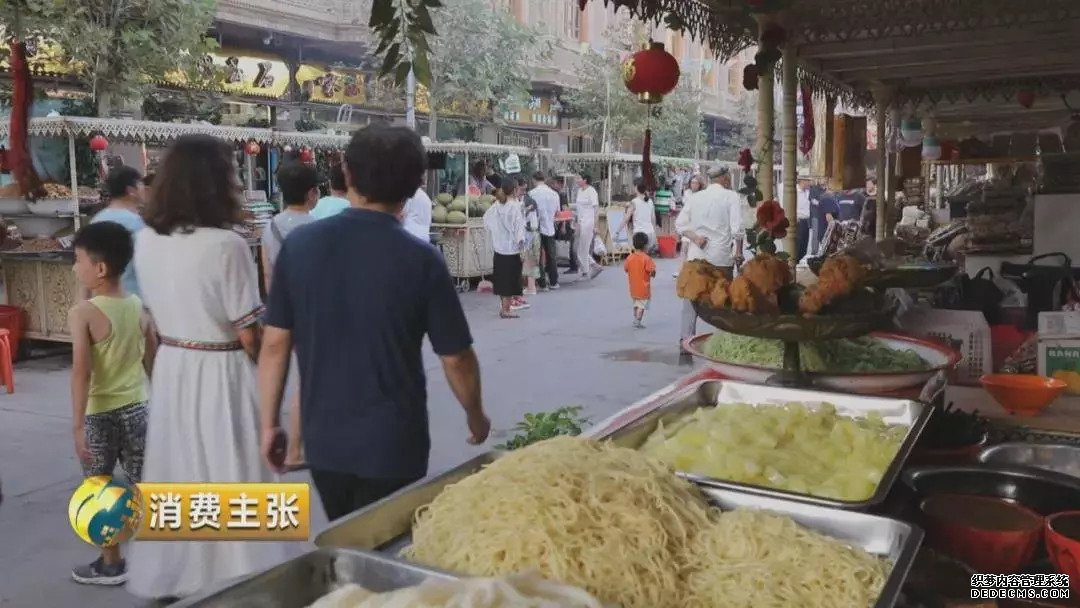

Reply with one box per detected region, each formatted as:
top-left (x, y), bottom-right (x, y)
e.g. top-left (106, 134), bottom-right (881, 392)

top-left (68, 221), bottom-right (157, 585)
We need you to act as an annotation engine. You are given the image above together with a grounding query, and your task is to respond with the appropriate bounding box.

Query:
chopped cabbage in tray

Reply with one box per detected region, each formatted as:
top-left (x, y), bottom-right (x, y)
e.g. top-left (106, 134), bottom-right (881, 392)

top-left (640, 402), bottom-right (907, 501)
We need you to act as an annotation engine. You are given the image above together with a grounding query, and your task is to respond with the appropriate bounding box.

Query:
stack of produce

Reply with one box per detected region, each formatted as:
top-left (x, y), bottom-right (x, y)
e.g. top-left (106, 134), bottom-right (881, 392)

top-left (965, 185), bottom-right (1027, 253)
top-left (640, 402), bottom-right (906, 501)
top-left (434, 194), bottom-right (495, 225)
top-left (404, 437), bottom-right (890, 608)
top-left (702, 331), bottom-right (929, 373)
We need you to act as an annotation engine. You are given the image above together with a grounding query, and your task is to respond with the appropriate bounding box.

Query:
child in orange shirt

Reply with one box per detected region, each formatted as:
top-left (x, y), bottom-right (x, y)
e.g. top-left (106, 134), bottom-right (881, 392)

top-left (624, 232), bottom-right (657, 328)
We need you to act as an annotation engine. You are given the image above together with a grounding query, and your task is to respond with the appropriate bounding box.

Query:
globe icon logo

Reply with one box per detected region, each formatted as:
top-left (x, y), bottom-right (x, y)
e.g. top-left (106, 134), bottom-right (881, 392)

top-left (68, 476), bottom-right (144, 547)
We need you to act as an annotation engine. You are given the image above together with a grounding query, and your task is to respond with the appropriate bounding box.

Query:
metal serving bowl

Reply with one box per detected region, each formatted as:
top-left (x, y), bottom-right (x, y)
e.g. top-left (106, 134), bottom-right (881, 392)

top-left (978, 443), bottom-right (1080, 481)
top-left (903, 465), bottom-right (1080, 516)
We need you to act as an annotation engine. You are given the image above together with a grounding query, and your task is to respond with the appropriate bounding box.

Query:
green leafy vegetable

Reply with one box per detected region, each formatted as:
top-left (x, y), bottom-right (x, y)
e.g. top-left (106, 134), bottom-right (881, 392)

top-left (703, 331), bottom-right (930, 373)
top-left (496, 407), bottom-right (589, 451)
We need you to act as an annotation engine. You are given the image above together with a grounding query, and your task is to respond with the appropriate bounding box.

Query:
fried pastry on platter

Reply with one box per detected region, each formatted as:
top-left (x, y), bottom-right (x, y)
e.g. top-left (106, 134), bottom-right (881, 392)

top-left (730, 275), bottom-right (779, 315)
top-left (676, 260), bottom-right (721, 301)
top-left (707, 275), bottom-right (732, 308)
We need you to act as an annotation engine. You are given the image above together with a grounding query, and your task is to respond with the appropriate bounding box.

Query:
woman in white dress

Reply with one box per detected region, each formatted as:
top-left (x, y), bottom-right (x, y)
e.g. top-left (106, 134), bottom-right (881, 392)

top-left (128, 135), bottom-right (292, 600)
top-left (619, 180), bottom-right (658, 252)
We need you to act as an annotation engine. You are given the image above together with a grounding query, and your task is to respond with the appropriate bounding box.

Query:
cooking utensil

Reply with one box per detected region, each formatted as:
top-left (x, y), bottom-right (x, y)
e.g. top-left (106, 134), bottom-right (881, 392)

top-left (903, 465), bottom-right (1080, 516)
top-left (979, 443), bottom-right (1080, 480)
top-left (981, 374), bottom-right (1067, 416)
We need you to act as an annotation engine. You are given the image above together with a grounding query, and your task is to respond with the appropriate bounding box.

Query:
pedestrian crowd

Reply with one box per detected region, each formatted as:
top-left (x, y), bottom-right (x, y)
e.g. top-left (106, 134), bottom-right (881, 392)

top-left (64, 126), bottom-right (491, 603)
top-left (59, 123), bottom-right (787, 603)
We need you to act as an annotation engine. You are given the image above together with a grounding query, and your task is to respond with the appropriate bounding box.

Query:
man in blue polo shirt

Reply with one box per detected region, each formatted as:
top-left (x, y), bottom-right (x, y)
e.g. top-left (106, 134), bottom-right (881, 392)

top-left (257, 125), bottom-right (490, 520)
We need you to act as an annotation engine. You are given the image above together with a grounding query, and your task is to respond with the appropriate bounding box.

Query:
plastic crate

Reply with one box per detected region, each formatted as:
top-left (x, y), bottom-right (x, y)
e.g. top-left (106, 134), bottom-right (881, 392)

top-left (900, 308), bottom-right (991, 385)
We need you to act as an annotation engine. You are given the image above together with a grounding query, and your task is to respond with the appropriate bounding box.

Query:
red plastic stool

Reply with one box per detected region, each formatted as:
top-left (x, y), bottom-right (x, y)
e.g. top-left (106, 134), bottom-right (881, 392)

top-left (0, 329), bottom-right (15, 393)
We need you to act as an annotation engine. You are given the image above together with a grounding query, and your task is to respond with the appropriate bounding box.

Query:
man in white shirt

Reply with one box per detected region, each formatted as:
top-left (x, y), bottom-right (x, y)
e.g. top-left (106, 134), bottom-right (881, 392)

top-left (574, 173), bottom-right (602, 280)
top-left (529, 171), bottom-right (561, 289)
top-left (675, 165), bottom-right (744, 342)
top-left (402, 184), bottom-right (433, 242)
top-left (795, 173), bottom-right (812, 263)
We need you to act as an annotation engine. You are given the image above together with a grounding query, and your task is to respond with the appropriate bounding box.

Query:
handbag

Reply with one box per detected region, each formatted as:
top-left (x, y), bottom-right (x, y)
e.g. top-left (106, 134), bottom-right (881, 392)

top-left (942, 267), bottom-right (1004, 325)
top-left (1001, 252), bottom-right (1076, 329)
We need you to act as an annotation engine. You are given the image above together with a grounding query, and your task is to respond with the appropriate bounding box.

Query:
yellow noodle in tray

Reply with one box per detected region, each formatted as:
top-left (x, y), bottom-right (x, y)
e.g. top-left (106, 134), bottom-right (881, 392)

top-left (404, 437), bottom-right (889, 608)
top-left (640, 402), bottom-right (906, 501)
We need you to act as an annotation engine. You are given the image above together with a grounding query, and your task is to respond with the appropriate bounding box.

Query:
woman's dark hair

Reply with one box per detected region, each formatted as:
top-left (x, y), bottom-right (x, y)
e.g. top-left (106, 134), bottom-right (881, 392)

top-left (144, 135), bottom-right (243, 235)
top-left (344, 125), bottom-right (426, 206)
top-left (499, 176), bottom-right (517, 196)
top-left (471, 160), bottom-right (487, 177)
top-left (581, 173), bottom-right (592, 185)
top-left (329, 164), bottom-right (347, 192)
top-left (632, 231), bottom-right (649, 251)
top-left (105, 165), bottom-right (142, 198)
top-left (277, 161), bottom-right (319, 206)
top-left (73, 221), bottom-right (133, 279)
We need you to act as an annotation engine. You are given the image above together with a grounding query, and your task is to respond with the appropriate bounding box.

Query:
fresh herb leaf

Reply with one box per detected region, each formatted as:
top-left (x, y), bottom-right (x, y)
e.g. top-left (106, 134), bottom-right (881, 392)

top-left (495, 406), bottom-right (589, 451)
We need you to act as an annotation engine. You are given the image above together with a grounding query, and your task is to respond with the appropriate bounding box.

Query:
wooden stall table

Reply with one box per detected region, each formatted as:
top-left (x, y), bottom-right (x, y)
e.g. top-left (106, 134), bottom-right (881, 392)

top-left (1, 250), bottom-right (77, 343)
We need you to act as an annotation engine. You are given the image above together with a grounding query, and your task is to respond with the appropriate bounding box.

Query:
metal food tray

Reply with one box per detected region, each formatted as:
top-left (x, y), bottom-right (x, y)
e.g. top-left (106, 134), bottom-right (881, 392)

top-left (314, 457), bottom-right (921, 608)
top-left (594, 379), bottom-right (931, 509)
top-left (170, 548), bottom-right (456, 607)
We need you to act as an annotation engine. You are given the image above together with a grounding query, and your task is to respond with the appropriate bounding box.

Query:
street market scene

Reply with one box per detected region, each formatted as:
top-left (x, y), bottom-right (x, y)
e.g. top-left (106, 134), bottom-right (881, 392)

top-left (6, 0), bottom-right (1080, 607)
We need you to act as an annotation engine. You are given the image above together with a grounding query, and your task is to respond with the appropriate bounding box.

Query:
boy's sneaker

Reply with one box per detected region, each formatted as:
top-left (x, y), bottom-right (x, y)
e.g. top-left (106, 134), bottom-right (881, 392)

top-left (549, 283), bottom-right (560, 290)
top-left (633, 320), bottom-right (644, 329)
top-left (72, 557), bottom-right (127, 586)
top-left (589, 265), bottom-right (603, 279)
top-left (523, 288), bottom-right (538, 296)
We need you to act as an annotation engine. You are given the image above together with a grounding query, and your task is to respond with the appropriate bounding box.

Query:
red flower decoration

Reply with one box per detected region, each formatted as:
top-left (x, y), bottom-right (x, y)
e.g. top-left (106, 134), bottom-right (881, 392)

top-left (737, 148), bottom-right (755, 172)
top-left (756, 199), bottom-right (789, 238)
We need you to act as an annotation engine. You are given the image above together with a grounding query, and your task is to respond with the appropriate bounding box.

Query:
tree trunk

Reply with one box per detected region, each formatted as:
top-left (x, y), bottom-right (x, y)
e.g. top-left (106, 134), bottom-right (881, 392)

top-left (96, 91), bottom-right (113, 118)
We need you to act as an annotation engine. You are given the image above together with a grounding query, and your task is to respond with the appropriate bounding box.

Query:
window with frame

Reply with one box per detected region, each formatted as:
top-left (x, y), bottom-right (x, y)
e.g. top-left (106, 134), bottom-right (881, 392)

top-left (565, 4), bottom-right (581, 40)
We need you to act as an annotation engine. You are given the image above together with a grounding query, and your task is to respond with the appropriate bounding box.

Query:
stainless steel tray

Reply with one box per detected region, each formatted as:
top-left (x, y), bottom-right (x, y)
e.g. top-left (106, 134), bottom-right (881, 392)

top-left (978, 442), bottom-right (1080, 480)
top-left (170, 548), bottom-right (456, 607)
top-left (315, 456), bottom-right (920, 608)
top-left (701, 487), bottom-right (922, 608)
top-left (594, 379), bottom-right (931, 509)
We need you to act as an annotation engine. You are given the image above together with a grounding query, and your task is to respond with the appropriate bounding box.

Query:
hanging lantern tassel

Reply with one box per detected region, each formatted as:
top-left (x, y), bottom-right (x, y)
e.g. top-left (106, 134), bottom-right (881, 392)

top-left (642, 128), bottom-right (655, 192)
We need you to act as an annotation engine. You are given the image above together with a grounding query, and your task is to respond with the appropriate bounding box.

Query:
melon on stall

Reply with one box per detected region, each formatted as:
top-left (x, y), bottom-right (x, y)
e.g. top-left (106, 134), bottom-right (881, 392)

top-left (446, 210), bottom-right (468, 224)
top-left (436, 192), bottom-right (453, 206)
top-left (479, 194), bottom-right (496, 205)
top-left (432, 205), bottom-right (449, 224)
top-left (449, 196), bottom-right (468, 212)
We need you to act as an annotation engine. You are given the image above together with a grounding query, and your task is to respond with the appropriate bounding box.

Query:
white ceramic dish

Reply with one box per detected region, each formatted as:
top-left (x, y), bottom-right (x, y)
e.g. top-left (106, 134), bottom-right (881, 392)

top-left (682, 331), bottom-right (961, 395)
top-left (27, 199), bottom-right (76, 216)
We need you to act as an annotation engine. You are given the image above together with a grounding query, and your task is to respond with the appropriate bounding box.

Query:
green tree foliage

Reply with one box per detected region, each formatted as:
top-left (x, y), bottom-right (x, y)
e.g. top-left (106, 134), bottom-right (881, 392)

top-left (1, 0), bottom-right (217, 116)
top-left (422, 0), bottom-right (550, 137)
top-left (565, 27), bottom-right (706, 158)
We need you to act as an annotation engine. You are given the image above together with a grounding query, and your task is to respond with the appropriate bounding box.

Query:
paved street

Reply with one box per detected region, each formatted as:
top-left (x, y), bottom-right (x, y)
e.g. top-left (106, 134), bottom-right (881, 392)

top-left (0, 257), bottom-right (696, 608)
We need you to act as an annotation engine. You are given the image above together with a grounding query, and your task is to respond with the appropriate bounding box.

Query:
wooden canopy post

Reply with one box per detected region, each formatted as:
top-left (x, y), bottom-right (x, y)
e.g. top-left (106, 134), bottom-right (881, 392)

top-left (754, 16), bottom-right (775, 203)
top-left (886, 106), bottom-right (900, 235)
top-left (871, 86), bottom-right (893, 240)
top-left (781, 44), bottom-right (798, 262)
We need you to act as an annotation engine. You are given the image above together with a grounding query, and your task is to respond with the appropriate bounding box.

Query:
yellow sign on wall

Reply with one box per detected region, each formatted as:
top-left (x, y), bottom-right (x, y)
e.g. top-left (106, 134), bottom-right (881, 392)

top-left (296, 64), bottom-right (366, 105)
top-left (135, 483), bottom-right (310, 541)
top-left (162, 50), bottom-right (290, 99)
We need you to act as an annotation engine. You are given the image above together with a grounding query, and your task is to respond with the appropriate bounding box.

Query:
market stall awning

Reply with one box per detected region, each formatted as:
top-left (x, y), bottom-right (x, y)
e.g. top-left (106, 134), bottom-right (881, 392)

top-left (0, 117), bottom-right (551, 156)
top-left (617, 0), bottom-right (1080, 132)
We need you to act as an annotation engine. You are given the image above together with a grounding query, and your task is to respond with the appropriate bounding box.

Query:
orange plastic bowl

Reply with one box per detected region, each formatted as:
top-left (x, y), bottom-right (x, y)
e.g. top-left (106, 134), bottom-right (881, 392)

top-left (1046, 511), bottom-right (1080, 589)
top-left (980, 374), bottom-right (1067, 417)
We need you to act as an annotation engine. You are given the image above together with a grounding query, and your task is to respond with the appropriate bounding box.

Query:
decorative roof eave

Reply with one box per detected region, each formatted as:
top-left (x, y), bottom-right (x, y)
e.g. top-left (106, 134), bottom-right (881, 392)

top-left (0, 117), bottom-right (550, 155)
top-left (551, 151), bottom-right (735, 167)
top-left (616, 0), bottom-right (1080, 109)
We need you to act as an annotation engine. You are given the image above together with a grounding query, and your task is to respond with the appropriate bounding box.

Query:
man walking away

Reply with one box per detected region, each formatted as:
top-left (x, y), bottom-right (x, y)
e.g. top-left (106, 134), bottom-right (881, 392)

top-left (92, 166), bottom-right (147, 299)
top-left (258, 125), bottom-right (491, 521)
top-left (796, 172), bottom-right (812, 263)
top-left (574, 174), bottom-right (603, 280)
top-left (309, 164), bottom-right (350, 220)
top-left (675, 166), bottom-right (744, 344)
top-left (529, 171), bottom-right (560, 290)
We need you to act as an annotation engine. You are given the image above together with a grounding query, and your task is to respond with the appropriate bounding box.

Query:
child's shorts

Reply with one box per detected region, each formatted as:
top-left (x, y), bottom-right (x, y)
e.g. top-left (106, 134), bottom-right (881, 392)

top-left (82, 401), bottom-right (148, 482)
top-left (633, 299), bottom-right (650, 310)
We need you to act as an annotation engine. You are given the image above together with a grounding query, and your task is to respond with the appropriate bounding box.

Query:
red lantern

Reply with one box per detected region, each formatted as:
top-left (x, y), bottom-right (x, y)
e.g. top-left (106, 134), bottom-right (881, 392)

top-left (621, 42), bottom-right (680, 105)
top-left (298, 147), bottom-right (315, 163)
top-left (1018, 91), bottom-right (1036, 109)
top-left (244, 141), bottom-right (261, 156)
top-left (89, 135), bottom-right (108, 152)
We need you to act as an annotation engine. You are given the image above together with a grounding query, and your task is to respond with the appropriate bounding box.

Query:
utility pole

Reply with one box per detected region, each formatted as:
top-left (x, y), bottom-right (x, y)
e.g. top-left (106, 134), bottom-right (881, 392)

top-left (406, 68), bottom-right (417, 130)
